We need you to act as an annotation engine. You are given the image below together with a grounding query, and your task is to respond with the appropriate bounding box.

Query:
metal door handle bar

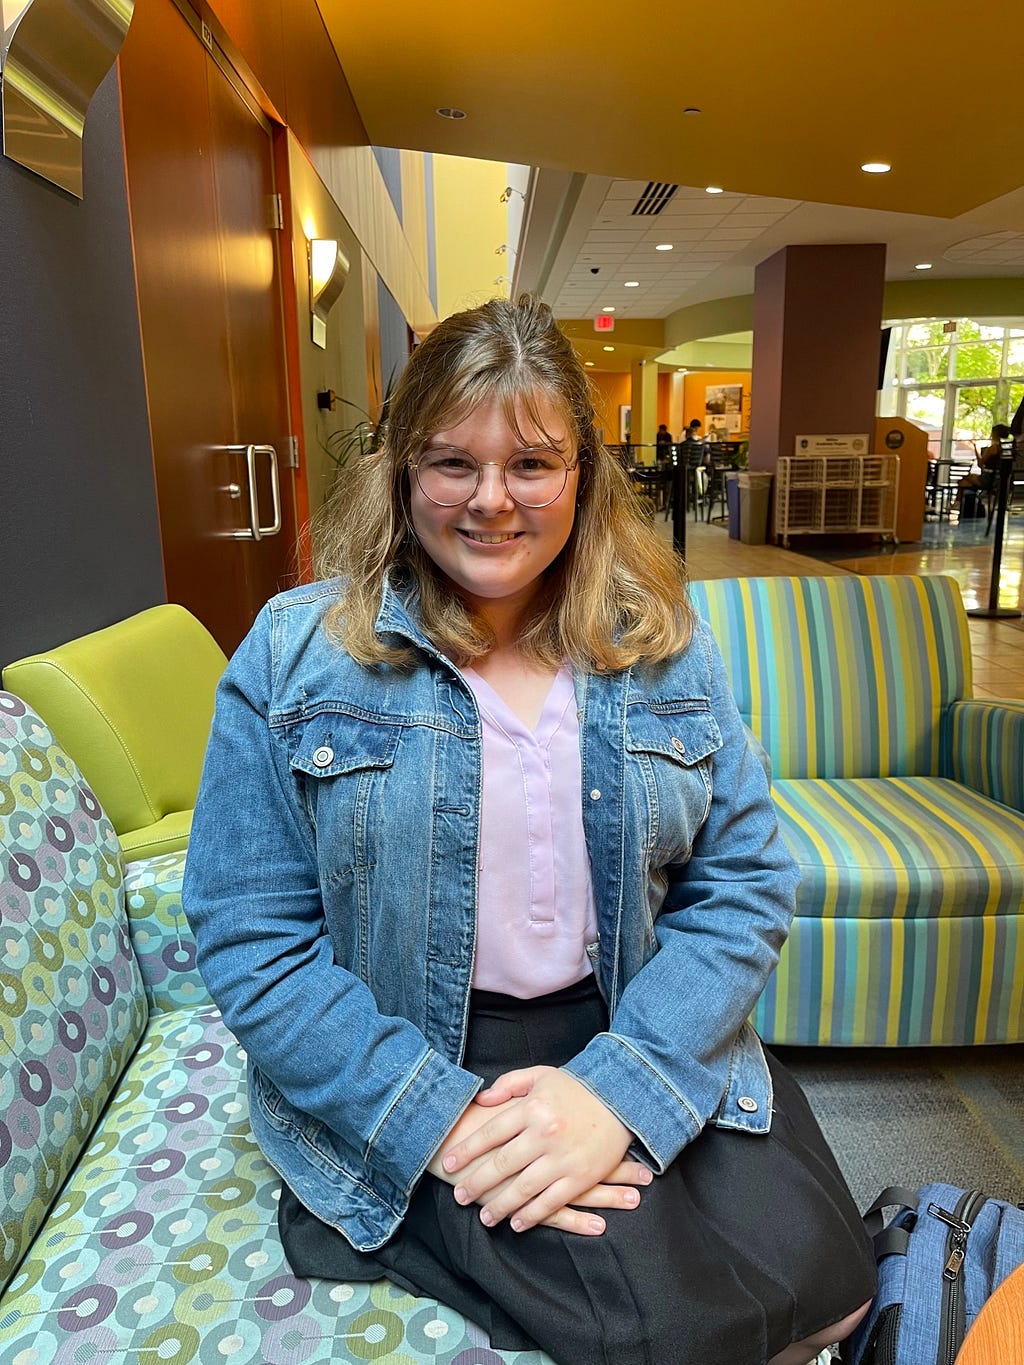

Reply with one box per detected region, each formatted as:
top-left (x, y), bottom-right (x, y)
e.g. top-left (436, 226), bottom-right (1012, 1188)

top-left (230, 443), bottom-right (281, 540)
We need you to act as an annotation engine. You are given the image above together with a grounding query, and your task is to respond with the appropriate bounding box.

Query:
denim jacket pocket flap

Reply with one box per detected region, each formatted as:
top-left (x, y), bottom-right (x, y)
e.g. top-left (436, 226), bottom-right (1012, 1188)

top-left (624, 704), bottom-right (722, 767)
top-left (289, 714), bottom-right (400, 778)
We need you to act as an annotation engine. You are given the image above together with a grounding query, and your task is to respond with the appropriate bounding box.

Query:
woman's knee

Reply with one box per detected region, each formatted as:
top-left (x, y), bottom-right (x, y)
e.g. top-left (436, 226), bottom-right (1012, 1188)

top-left (766, 1297), bottom-right (872, 1365)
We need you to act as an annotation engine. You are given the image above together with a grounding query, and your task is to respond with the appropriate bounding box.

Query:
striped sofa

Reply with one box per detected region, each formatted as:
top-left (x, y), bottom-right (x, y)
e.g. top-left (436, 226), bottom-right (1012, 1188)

top-left (688, 574), bottom-right (1024, 1048)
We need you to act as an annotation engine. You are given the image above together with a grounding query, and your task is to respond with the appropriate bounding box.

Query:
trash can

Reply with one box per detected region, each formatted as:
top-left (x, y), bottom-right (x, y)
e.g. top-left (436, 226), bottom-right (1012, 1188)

top-left (738, 472), bottom-right (773, 545)
top-left (725, 473), bottom-right (741, 539)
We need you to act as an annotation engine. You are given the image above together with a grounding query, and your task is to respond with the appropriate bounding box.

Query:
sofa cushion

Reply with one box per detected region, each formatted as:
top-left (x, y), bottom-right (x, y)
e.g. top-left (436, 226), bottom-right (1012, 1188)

top-left (0, 1002), bottom-right (554, 1364)
top-left (755, 775), bottom-right (1024, 1046)
top-left (1, 605), bottom-right (226, 859)
top-left (123, 851), bottom-right (209, 1014)
top-left (688, 574), bottom-right (971, 779)
top-left (0, 694), bottom-right (149, 1293)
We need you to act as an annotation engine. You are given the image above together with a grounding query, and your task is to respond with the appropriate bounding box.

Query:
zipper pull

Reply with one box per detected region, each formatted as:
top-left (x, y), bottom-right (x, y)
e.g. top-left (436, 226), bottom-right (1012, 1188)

top-left (944, 1238), bottom-right (966, 1280)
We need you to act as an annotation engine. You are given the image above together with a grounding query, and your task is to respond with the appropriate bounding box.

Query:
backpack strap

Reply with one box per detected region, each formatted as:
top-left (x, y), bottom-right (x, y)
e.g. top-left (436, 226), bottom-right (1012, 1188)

top-left (873, 1225), bottom-right (912, 1260)
top-left (863, 1185), bottom-right (921, 1240)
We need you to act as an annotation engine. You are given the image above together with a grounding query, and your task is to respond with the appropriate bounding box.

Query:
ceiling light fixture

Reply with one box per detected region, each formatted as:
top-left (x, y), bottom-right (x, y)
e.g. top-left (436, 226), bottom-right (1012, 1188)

top-left (861, 161), bottom-right (891, 174)
top-left (656, 244), bottom-right (673, 251)
top-left (915, 262), bottom-right (933, 270)
top-left (624, 281), bottom-right (639, 288)
top-left (683, 107), bottom-right (701, 116)
top-left (309, 238), bottom-right (350, 348)
top-left (603, 345), bottom-right (615, 352)
top-left (602, 306), bottom-right (616, 313)
top-left (584, 361), bottom-right (595, 367)
top-left (705, 186), bottom-right (724, 195)
top-left (436, 106), bottom-right (467, 120)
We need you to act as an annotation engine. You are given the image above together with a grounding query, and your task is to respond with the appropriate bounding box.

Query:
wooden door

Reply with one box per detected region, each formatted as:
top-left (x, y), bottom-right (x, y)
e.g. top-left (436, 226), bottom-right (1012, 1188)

top-left (119, 0), bottom-right (297, 655)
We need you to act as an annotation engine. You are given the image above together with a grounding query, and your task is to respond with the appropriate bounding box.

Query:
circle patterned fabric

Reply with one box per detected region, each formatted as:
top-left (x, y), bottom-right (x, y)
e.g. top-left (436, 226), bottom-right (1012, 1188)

top-left (0, 693), bottom-right (553, 1364)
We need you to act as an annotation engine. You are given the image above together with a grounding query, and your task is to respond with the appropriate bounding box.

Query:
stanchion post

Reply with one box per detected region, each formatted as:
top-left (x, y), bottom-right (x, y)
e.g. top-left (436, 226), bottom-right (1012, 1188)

top-left (672, 454), bottom-right (686, 557)
top-left (967, 442), bottom-right (1022, 620)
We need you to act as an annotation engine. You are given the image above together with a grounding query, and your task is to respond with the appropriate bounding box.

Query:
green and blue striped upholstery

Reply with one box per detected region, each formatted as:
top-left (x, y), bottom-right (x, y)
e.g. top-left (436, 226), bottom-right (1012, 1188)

top-left (689, 574), bottom-right (971, 779)
top-left (688, 575), bottom-right (1024, 1046)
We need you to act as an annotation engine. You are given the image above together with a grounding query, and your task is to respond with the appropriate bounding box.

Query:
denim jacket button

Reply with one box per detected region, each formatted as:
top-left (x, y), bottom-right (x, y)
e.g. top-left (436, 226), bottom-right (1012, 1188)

top-left (312, 745), bottom-right (334, 768)
top-left (590, 788), bottom-right (601, 800)
top-left (737, 1095), bottom-right (758, 1113)
top-left (671, 736), bottom-right (686, 755)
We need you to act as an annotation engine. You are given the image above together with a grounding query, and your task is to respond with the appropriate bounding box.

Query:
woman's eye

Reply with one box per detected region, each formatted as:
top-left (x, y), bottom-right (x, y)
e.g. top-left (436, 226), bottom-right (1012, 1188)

top-left (424, 449), bottom-right (475, 473)
top-left (509, 450), bottom-right (561, 475)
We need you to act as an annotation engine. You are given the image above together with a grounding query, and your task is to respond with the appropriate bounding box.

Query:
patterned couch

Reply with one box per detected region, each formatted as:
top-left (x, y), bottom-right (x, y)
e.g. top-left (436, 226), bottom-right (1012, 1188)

top-left (0, 691), bottom-right (553, 1365)
top-left (689, 573), bottom-right (1024, 1048)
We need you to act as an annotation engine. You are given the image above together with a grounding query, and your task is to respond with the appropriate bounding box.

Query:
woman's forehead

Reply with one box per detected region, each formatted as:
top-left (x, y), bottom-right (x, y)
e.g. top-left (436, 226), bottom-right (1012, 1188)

top-left (430, 388), bottom-right (572, 442)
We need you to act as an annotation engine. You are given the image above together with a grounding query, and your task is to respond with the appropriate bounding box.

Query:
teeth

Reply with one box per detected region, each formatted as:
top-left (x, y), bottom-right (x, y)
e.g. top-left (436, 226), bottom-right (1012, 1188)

top-left (463, 532), bottom-right (518, 544)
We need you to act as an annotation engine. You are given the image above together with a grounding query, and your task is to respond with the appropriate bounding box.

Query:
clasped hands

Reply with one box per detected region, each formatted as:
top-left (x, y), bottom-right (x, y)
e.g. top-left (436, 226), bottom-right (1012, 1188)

top-left (427, 1065), bottom-right (652, 1238)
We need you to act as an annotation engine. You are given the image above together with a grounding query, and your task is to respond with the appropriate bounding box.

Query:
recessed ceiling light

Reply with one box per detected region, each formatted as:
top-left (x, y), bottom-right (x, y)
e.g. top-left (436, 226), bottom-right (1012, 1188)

top-left (584, 361), bottom-right (595, 367)
top-left (915, 262), bottom-right (933, 270)
top-left (602, 306), bottom-right (616, 313)
top-left (656, 244), bottom-right (673, 251)
top-left (705, 186), bottom-right (724, 195)
top-left (624, 281), bottom-right (639, 288)
top-left (683, 107), bottom-right (701, 116)
top-left (603, 345), bottom-right (615, 352)
top-left (435, 107), bottom-right (467, 120)
top-left (861, 161), bottom-right (891, 174)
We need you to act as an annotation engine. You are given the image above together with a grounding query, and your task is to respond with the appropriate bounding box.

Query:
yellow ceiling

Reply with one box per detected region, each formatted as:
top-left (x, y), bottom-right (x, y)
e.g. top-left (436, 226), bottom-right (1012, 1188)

top-left (318, 0), bottom-right (1024, 221)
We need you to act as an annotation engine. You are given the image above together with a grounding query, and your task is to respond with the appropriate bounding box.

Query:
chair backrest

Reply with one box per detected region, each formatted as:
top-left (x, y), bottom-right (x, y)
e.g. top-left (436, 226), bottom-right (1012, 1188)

top-left (687, 574), bottom-right (971, 779)
top-left (2, 605), bottom-right (226, 848)
top-left (0, 692), bottom-right (148, 1293)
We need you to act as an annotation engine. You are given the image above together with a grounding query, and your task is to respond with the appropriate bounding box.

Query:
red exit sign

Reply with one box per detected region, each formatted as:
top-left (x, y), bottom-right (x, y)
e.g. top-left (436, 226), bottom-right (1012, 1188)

top-left (593, 315), bottom-right (615, 332)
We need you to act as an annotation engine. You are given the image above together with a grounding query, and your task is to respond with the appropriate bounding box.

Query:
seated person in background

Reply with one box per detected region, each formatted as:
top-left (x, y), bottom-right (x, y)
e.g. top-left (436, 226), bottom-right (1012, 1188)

top-left (681, 418), bottom-right (708, 495)
top-left (655, 423), bottom-right (673, 463)
top-left (681, 417), bottom-right (703, 445)
top-left (953, 423), bottom-right (1011, 511)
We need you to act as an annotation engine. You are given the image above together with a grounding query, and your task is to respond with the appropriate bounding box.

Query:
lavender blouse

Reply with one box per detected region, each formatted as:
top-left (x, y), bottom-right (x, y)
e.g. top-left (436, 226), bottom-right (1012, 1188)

top-left (462, 664), bottom-right (599, 998)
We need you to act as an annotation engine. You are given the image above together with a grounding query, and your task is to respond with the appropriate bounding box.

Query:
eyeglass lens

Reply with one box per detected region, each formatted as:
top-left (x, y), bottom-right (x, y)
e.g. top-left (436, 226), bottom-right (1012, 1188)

top-left (413, 446), bottom-right (571, 507)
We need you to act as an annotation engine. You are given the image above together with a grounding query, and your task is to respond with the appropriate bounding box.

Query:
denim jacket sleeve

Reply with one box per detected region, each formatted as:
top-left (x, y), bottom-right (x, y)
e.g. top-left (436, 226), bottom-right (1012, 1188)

top-left (182, 605), bottom-right (481, 1196)
top-left (564, 624), bottom-right (799, 1171)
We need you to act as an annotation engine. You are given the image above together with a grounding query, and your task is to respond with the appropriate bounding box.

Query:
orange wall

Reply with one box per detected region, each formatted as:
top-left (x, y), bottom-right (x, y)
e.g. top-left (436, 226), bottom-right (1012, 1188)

top-left (590, 371), bottom-right (631, 444)
top-left (683, 369), bottom-right (752, 434)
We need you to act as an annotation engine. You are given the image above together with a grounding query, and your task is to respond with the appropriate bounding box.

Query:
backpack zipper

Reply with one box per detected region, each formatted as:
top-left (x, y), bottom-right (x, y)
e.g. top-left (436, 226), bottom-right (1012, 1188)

top-left (929, 1190), bottom-right (985, 1365)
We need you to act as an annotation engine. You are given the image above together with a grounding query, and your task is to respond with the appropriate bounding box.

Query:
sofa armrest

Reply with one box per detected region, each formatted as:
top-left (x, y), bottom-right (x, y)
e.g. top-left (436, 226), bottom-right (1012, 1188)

top-left (123, 850), bottom-right (213, 1012)
top-left (944, 699), bottom-right (1024, 813)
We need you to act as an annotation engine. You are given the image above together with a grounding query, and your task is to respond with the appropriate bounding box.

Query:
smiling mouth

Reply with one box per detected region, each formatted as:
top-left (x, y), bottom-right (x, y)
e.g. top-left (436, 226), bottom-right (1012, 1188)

top-left (457, 530), bottom-right (522, 544)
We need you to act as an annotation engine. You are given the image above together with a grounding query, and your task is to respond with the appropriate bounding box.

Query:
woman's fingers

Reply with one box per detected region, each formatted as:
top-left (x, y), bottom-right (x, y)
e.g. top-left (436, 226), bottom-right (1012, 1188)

top-left (540, 1207), bottom-right (607, 1236)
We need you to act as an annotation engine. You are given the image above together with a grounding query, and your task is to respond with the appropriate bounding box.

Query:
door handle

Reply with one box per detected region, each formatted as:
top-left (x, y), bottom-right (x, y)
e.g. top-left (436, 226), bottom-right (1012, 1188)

top-left (231, 444), bottom-right (282, 540)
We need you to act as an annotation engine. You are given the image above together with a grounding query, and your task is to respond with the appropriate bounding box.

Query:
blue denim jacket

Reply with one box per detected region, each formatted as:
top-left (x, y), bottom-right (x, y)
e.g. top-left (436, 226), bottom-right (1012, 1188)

top-left (183, 578), bottom-right (799, 1251)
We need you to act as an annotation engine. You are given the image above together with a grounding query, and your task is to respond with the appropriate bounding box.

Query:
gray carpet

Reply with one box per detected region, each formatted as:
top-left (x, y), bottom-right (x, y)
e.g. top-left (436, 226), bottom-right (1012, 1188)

top-left (779, 1045), bottom-right (1024, 1212)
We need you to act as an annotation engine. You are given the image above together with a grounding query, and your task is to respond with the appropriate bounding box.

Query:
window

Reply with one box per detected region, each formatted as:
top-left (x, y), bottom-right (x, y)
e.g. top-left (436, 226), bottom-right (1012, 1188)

top-left (881, 318), bottom-right (1024, 457)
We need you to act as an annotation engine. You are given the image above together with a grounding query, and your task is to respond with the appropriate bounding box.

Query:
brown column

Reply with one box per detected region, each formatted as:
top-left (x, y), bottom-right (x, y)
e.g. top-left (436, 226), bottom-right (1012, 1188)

top-left (748, 244), bottom-right (886, 472)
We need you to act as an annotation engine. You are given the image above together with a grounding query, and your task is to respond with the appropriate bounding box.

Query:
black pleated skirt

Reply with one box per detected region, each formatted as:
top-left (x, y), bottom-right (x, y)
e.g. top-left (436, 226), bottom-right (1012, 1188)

top-left (278, 977), bottom-right (875, 1364)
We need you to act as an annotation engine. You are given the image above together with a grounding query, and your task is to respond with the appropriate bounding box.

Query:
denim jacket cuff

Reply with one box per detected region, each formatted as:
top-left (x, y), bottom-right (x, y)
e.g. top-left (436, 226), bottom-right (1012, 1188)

top-left (366, 1048), bottom-right (482, 1190)
top-left (563, 1034), bottom-right (705, 1173)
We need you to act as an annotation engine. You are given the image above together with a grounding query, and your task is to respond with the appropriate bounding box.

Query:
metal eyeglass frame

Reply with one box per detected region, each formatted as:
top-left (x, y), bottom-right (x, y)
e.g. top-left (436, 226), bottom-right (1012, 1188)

top-left (407, 448), bottom-right (580, 508)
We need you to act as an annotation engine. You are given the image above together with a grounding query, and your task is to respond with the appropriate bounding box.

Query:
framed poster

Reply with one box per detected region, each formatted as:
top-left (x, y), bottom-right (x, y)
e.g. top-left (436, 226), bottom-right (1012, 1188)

top-left (619, 405), bottom-right (631, 443)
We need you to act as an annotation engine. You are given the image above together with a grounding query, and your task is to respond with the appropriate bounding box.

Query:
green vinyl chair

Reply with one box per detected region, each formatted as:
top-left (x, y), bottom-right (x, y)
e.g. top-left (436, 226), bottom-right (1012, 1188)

top-left (3, 604), bottom-right (226, 863)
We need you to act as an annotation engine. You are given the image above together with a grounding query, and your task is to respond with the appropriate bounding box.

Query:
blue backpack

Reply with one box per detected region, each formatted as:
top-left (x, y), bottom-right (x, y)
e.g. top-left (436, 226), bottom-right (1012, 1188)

top-left (847, 1183), bottom-right (1024, 1365)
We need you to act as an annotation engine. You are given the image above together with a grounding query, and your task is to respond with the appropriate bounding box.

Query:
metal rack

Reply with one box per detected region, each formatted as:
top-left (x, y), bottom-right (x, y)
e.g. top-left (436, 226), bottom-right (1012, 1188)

top-left (775, 454), bottom-right (899, 547)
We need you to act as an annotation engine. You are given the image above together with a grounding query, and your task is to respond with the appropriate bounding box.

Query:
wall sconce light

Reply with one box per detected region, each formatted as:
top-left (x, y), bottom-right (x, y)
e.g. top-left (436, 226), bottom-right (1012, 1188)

top-left (499, 186), bottom-right (525, 204)
top-left (1, 0), bottom-right (136, 198)
top-left (308, 237), bottom-right (349, 349)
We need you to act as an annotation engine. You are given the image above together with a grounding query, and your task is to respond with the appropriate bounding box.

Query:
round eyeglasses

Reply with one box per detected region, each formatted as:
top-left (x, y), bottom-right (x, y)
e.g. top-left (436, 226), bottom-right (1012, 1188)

top-left (408, 446), bottom-right (579, 508)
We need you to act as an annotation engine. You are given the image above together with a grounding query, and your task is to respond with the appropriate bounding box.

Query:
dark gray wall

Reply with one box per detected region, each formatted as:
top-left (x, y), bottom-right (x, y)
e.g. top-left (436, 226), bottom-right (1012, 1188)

top-left (0, 67), bottom-right (165, 671)
top-left (377, 278), bottom-right (410, 392)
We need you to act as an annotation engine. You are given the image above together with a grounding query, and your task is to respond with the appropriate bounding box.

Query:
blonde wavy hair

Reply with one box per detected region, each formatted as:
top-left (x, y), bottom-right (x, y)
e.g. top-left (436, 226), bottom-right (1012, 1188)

top-left (314, 294), bottom-right (694, 671)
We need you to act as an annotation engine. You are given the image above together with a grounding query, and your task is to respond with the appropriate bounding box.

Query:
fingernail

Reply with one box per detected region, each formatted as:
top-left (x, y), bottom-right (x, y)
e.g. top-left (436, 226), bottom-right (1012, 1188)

top-left (624, 1189), bottom-right (639, 1205)
top-left (442, 1154), bottom-right (457, 1172)
top-left (454, 1186), bottom-right (468, 1204)
top-left (480, 1209), bottom-right (494, 1227)
top-left (511, 1217), bottom-right (524, 1232)
top-left (639, 1169), bottom-right (653, 1184)
top-left (588, 1217), bottom-right (605, 1233)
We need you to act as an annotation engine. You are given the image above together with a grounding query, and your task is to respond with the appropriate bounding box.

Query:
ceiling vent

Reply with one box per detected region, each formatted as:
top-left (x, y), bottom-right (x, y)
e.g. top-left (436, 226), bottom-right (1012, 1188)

top-left (632, 183), bottom-right (678, 216)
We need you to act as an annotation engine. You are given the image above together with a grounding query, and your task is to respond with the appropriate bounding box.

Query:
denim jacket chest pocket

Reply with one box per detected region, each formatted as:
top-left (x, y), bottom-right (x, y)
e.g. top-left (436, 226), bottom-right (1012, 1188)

top-left (286, 712), bottom-right (400, 867)
top-left (624, 702), bottom-right (723, 864)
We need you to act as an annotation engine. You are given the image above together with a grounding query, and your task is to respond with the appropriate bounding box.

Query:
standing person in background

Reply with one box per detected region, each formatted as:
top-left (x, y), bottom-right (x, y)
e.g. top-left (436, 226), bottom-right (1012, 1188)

top-left (655, 423), bottom-right (673, 463)
top-left (184, 294), bottom-right (874, 1365)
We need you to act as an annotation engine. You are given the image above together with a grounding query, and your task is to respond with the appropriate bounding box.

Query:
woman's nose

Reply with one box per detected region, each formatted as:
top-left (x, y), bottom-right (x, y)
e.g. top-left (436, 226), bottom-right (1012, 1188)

top-left (467, 462), bottom-right (514, 514)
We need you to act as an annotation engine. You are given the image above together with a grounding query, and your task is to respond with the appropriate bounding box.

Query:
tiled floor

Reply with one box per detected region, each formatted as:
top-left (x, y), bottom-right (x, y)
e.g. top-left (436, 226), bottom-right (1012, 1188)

top-left (660, 511), bottom-right (1024, 701)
